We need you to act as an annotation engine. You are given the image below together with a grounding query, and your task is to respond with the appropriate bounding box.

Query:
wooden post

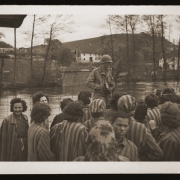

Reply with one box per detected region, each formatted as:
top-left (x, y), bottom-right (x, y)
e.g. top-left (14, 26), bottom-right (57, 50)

top-left (14, 28), bottom-right (17, 84)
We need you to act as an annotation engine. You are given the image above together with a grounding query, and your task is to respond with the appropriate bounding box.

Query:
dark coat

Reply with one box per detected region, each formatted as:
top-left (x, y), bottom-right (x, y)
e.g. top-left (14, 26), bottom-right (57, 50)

top-left (0, 113), bottom-right (29, 161)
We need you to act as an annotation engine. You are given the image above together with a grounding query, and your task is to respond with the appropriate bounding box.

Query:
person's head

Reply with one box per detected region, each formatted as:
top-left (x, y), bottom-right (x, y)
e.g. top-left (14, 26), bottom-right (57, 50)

top-left (134, 101), bottom-right (147, 122)
top-left (10, 98), bottom-right (27, 116)
top-left (85, 120), bottom-right (117, 161)
top-left (63, 101), bottom-right (83, 122)
top-left (90, 98), bottom-right (106, 118)
top-left (160, 101), bottom-right (180, 128)
top-left (32, 91), bottom-right (49, 104)
top-left (78, 91), bottom-right (91, 105)
top-left (117, 95), bottom-right (136, 116)
top-left (31, 102), bottom-right (51, 125)
top-left (100, 54), bottom-right (113, 70)
top-left (111, 111), bottom-right (130, 140)
top-left (145, 93), bottom-right (158, 109)
top-left (162, 87), bottom-right (175, 95)
top-left (154, 89), bottom-right (162, 97)
top-left (60, 98), bottom-right (73, 111)
top-left (110, 91), bottom-right (124, 110)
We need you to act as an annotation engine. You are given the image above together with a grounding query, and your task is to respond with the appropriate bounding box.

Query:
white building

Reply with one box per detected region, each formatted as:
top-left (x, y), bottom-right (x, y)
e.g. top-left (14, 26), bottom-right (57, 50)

top-left (159, 57), bottom-right (178, 70)
top-left (80, 53), bottom-right (101, 63)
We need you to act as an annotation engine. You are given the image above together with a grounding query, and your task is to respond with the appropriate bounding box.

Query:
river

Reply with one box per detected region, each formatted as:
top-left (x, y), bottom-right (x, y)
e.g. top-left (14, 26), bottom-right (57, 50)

top-left (0, 80), bottom-right (180, 126)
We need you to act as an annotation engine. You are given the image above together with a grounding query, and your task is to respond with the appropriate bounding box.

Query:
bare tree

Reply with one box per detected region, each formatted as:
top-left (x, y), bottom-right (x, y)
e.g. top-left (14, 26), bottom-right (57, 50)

top-left (22, 14), bottom-right (50, 82)
top-left (158, 15), bottom-right (167, 79)
top-left (107, 15), bottom-right (131, 79)
top-left (106, 15), bottom-right (114, 64)
top-left (142, 15), bottom-right (159, 78)
top-left (128, 15), bottom-right (139, 77)
top-left (42, 15), bottom-right (74, 83)
top-left (175, 16), bottom-right (180, 76)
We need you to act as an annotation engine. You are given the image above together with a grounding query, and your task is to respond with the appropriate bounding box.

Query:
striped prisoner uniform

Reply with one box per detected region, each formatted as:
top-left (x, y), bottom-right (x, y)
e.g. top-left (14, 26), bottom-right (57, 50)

top-left (28, 121), bottom-right (55, 161)
top-left (81, 105), bottom-right (92, 124)
top-left (125, 118), bottom-right (163, 161)
top-left (115, 137), bottom-right (138, 161)
top-left (158, 126), bottom-right (180, 161)
top-left (50, 120), bottom-right (88, 161)
top-left (146, 107), bottom-right (162, 128)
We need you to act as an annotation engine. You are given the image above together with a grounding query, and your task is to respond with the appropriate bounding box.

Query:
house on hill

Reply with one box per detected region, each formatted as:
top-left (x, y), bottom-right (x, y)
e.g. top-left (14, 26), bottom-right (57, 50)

top-left (63, 37), bottom-right (102, 63)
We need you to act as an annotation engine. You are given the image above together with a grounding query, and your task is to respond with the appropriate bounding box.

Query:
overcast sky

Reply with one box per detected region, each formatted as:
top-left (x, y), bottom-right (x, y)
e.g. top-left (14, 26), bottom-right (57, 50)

top-left (0, 6), bottom-right (180, 48)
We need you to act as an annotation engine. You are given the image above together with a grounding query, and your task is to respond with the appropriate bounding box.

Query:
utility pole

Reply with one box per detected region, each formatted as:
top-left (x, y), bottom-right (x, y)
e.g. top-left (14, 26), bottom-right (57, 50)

top-left (14, 28), bottom-right (17, 84)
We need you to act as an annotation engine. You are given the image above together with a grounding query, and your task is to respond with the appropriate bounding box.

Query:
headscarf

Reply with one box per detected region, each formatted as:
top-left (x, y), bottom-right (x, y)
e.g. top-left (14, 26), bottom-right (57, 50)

top-left (162, 87), bottom-right (175, 95)
top-left (160, 101), bottom-right (180, 128)
top-left (63, 101), bottom-right (83, 122)
top-left (84, 120), bottom-right (126, 161)
top-left (117, 95), bottom-right (136, 116)
top-left (90, 98), bottom-right (106, 114)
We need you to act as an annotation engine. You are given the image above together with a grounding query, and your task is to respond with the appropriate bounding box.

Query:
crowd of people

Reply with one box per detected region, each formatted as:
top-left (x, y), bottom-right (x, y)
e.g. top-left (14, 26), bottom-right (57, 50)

top-left (0, 87), bottom-right (180, 161)
top-left (0, 54), bottom-right (180, 161)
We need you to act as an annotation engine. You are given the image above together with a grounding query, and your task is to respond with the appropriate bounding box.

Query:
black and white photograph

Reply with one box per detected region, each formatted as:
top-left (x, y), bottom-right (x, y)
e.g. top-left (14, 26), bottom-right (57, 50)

top-left (0, 5), bottom-right (180, 174)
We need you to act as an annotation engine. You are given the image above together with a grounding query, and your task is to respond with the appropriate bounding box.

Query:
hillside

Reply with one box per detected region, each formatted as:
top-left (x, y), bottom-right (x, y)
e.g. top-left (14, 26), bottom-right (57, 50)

top-left (0, 41), bottom-right (13, 48)
top-left (63, 33), bottom-right (175, 50)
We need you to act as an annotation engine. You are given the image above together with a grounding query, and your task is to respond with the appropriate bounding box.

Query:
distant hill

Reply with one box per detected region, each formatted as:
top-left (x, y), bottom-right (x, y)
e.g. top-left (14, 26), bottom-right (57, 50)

top-left (63, 33), bottom-right (176, 59)
top-left (0, 41), bottom-right (13, 48)
top-left (63, 34), bottom-right (130, 53)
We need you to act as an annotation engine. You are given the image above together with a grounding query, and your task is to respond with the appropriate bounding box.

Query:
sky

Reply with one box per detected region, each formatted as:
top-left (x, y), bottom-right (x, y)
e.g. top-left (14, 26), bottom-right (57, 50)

top-left (0, 6), bottom-right (180, 48)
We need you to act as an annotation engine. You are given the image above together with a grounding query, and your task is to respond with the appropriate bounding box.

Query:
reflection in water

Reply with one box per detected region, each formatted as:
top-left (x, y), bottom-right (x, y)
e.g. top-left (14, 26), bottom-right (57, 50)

top-left (0, 80), bottom-right (180, 126)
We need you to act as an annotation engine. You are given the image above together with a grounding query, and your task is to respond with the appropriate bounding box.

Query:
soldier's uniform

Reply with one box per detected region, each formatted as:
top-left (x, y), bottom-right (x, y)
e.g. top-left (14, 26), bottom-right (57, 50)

top-left (86, 55), bottom-right (115, 106)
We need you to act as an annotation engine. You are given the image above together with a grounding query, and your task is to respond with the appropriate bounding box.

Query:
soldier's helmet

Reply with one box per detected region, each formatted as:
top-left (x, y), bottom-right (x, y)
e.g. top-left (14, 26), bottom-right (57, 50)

top-left (100, 55), bottom-right (113, 64)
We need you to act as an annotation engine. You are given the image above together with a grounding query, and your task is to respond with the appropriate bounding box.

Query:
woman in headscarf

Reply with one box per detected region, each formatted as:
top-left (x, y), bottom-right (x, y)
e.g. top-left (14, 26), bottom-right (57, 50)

top-left (117, 95), bottom-right (163, 161)
top-left (74, 120), bottom-right (129, 161)
top-left (50, 101), bottom-right (88, 161)
top-left (84, 98), bottom-right (106, 132)
top-left (0, 98), bottom-right (29, 161)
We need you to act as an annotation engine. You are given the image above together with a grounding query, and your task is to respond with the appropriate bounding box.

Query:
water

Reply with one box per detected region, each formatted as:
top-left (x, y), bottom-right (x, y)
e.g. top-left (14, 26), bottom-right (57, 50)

top-left (0, 80), bottom-right (180, 126)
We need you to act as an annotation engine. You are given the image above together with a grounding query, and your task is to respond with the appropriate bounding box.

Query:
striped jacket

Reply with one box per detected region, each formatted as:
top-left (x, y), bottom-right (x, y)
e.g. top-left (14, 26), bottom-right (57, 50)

top-left (146, 107), bottom-right (162, 128)
top-left (28, 121), bottom-right (55, 161)
top-left (158, 126), bottom-right (180, 161)
top-left (115, 137), bottom-right (138, 161)
top-left (81, 105), bottom-right (92, 124)
top-left (125, 118), bottom-right (163, 161)
top-left (50, 120), bottom-right (88, 161)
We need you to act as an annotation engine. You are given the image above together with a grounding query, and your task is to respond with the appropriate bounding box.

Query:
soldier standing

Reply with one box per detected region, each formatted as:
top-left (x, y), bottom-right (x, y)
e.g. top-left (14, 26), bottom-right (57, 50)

top-left (86, 54), bottom-right (115, 108)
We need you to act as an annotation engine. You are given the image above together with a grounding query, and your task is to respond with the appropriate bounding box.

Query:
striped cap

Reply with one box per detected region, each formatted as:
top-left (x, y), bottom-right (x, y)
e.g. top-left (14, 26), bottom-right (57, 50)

top-left (90, 98), bottom-right (106, 114)
top-left (117, 95), bottom-right (136, 114)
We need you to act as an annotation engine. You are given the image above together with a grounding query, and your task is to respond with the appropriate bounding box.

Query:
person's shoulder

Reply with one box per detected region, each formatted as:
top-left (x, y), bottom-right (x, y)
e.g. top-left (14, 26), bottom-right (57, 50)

top-left (2, 113), bottom-right (13, 123)
top-left (125, 137), bottom-right (138, 150)
top-left (130, 119), bottom-right (146, 128)
top-left (22, 113), bottom-right (28, 122)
